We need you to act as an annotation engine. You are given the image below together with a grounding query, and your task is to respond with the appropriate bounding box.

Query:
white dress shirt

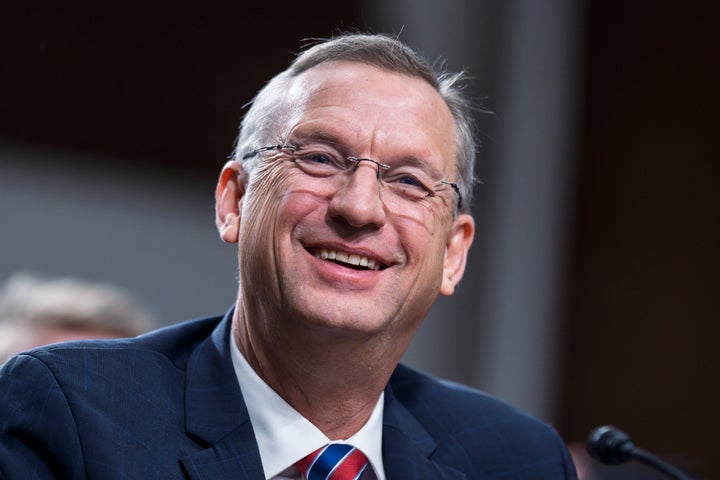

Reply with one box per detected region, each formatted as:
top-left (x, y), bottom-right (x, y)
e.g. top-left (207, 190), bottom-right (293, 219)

top-left (230, 336), bottom-right (386, 480)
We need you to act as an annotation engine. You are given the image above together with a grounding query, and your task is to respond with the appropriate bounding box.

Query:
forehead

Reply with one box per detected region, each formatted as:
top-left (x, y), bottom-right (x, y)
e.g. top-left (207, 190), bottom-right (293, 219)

top-left (286, 62), bottom-right (456, 170)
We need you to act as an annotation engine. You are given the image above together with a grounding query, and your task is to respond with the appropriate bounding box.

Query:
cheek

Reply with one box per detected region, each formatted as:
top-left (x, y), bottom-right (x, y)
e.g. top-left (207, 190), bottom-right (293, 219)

top-left (238, 163), bottom-right (293, 281)
top-left (239, 164), bottom-right (325, 275)
top-left (397, 208), bottom-right (451, 260)
top-left (277, 191), bottom-right (327, 232)
top-left (414, 233), bottom-right (447, 274)
top-left (396, 212), bottom-right (451, 289)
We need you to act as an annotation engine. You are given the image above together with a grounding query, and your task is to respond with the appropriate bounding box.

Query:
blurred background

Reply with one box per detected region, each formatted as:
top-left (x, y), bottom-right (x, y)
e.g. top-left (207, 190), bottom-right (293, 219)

top-left (1, 0), bottom-right (717, 478)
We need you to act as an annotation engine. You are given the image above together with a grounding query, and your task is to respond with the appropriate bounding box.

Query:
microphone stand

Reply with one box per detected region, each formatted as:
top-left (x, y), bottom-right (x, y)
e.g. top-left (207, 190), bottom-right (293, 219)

top-left (630, 446), bottom-right (693, 480)
top-left (586, 425), bottom-right (694, 480)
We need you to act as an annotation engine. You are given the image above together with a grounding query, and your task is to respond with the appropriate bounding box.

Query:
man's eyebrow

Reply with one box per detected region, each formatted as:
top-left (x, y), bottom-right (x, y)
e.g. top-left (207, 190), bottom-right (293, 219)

top-left (387, 154), bottom-right (446, 179)
top-left (289, 129), bottom-right (344, 146)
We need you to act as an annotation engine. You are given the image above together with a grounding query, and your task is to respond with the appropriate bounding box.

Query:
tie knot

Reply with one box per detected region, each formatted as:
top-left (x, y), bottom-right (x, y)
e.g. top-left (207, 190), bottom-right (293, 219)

top-left (296, 444), bottom-right (369, 480)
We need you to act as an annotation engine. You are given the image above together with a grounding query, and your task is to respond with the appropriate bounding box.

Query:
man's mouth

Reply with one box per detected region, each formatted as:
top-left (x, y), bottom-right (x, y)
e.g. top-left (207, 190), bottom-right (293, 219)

top-left (310, 248), bottom-right (386, 271)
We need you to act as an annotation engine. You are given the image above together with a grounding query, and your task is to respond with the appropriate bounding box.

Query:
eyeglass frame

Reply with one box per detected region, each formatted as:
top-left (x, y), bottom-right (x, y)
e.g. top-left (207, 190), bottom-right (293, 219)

top-left (241, 144), bottom-right (463, 212)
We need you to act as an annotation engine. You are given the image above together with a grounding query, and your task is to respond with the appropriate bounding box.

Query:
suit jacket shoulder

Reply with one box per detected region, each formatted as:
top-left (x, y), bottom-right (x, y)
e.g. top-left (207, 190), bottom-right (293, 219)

top-left (384, 364), bottom-right (578, 479)
top-left (0, 312), bottom-right (264, 480)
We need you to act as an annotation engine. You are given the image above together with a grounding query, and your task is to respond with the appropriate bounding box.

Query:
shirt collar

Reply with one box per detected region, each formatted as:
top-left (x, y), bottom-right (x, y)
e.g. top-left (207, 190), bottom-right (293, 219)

top-left (229, 335), bottom-right (386, 480)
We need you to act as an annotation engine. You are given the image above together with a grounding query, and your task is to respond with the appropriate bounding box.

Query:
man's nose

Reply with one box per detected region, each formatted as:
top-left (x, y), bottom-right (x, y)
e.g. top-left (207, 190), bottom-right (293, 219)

top-left (328, 161), bottom-right (387, 229)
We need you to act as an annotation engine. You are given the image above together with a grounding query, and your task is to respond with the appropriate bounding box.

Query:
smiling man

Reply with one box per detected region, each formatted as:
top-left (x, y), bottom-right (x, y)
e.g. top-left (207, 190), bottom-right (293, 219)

top-left (0, 34), bottom-right (577, 479)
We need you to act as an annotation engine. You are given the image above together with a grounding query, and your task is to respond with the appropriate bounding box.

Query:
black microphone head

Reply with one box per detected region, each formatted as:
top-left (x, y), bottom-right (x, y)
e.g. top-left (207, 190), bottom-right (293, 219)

top-left (586, 425), bottom-right (636, 465)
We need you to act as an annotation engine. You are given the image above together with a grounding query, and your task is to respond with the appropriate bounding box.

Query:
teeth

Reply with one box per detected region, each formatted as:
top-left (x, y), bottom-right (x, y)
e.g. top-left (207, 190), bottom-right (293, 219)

top-left (315, 248), bottom-right (381, 270)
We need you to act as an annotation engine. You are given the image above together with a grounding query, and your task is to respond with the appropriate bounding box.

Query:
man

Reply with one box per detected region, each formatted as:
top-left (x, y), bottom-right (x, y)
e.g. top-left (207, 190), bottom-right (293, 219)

top-left (0, 33), bottom-right (577, 479)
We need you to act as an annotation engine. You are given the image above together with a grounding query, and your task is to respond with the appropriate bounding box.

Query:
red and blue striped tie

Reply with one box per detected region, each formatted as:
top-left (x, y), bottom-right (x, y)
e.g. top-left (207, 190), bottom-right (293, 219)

top-left (296, 444), bottom-right (369, 480)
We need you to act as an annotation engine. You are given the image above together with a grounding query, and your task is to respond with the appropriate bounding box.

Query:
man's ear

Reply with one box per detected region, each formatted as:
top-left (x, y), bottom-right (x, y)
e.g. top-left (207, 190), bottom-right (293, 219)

top-left (215, 160), bottom-right (248, 244)
top-left (440, 213), bottom-right (475, 296)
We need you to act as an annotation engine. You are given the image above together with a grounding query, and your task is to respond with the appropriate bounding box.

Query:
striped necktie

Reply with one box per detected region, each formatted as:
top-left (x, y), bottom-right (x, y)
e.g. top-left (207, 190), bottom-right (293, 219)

top-left (296, 444), bottom-right (369, 480)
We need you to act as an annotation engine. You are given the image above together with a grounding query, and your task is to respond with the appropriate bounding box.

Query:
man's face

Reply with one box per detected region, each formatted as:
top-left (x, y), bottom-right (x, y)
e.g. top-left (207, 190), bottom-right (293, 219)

top-left (228, 62), bottom-right (473, 342)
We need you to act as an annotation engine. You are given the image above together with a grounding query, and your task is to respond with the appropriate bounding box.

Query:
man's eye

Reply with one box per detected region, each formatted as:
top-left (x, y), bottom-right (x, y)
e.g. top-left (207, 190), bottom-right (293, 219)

top-left (308, 153), bottom-right (333, 164)
top-left (392, 174), bottom-right (427, 189)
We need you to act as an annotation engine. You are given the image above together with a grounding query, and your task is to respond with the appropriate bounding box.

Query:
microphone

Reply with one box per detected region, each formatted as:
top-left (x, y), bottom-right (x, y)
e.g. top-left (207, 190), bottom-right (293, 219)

top-left (586, 425), bottom-right (694, 480)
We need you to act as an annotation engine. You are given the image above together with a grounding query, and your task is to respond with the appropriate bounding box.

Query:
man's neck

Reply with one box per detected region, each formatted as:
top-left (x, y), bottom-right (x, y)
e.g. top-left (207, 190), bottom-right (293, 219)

top-left (232, 303), bottom-right (404, 440)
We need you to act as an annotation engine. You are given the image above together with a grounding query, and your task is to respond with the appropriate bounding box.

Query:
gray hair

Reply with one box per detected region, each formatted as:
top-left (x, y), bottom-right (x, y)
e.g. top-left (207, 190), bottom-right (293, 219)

top-left (233, 33), bottom-right (477, 213)
top-left (0, 273), bottom-right (154, 336)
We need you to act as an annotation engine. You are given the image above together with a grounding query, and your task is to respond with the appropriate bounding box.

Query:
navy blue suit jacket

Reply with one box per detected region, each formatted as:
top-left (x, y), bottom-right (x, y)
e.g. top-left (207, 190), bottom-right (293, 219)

top-left (0, 310), bottom-right (577, 479)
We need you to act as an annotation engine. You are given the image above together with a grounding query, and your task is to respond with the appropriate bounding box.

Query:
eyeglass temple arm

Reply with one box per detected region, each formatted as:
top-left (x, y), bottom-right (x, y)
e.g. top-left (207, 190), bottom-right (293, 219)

top-left (241, 144), bottom-right (296, 160)
top-left (440, 180), bottom-right (463, 211)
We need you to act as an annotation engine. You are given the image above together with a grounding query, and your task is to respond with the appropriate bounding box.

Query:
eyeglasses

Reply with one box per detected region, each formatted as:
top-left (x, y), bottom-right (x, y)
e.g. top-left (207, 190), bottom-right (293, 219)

top-left (242, 144), bottom-right (463, 212)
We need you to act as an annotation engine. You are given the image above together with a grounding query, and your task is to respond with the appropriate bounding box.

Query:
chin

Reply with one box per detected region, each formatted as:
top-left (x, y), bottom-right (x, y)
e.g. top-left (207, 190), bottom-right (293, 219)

top-left (288, 301), bottom-right (395, 335)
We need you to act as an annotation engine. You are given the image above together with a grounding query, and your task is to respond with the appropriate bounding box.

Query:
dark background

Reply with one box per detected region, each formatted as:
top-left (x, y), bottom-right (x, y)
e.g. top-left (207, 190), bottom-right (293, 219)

top-left (2, 1), bottom-right (717, 478)
top-left (1, 2), bottom-right (360, 180)
top-left (561, 2), bottom-right (718, 478)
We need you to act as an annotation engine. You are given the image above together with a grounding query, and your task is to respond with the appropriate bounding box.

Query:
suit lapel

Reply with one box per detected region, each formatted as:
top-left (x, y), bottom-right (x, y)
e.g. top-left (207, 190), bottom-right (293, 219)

top-left (177, 311), bottom-right (465, 480)
top-left (180, 310), bottom-right (265, 480)
top-left (181, 429), bottom-right (264, 480)
top-left (382, 385), bottom-right (466, 480)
